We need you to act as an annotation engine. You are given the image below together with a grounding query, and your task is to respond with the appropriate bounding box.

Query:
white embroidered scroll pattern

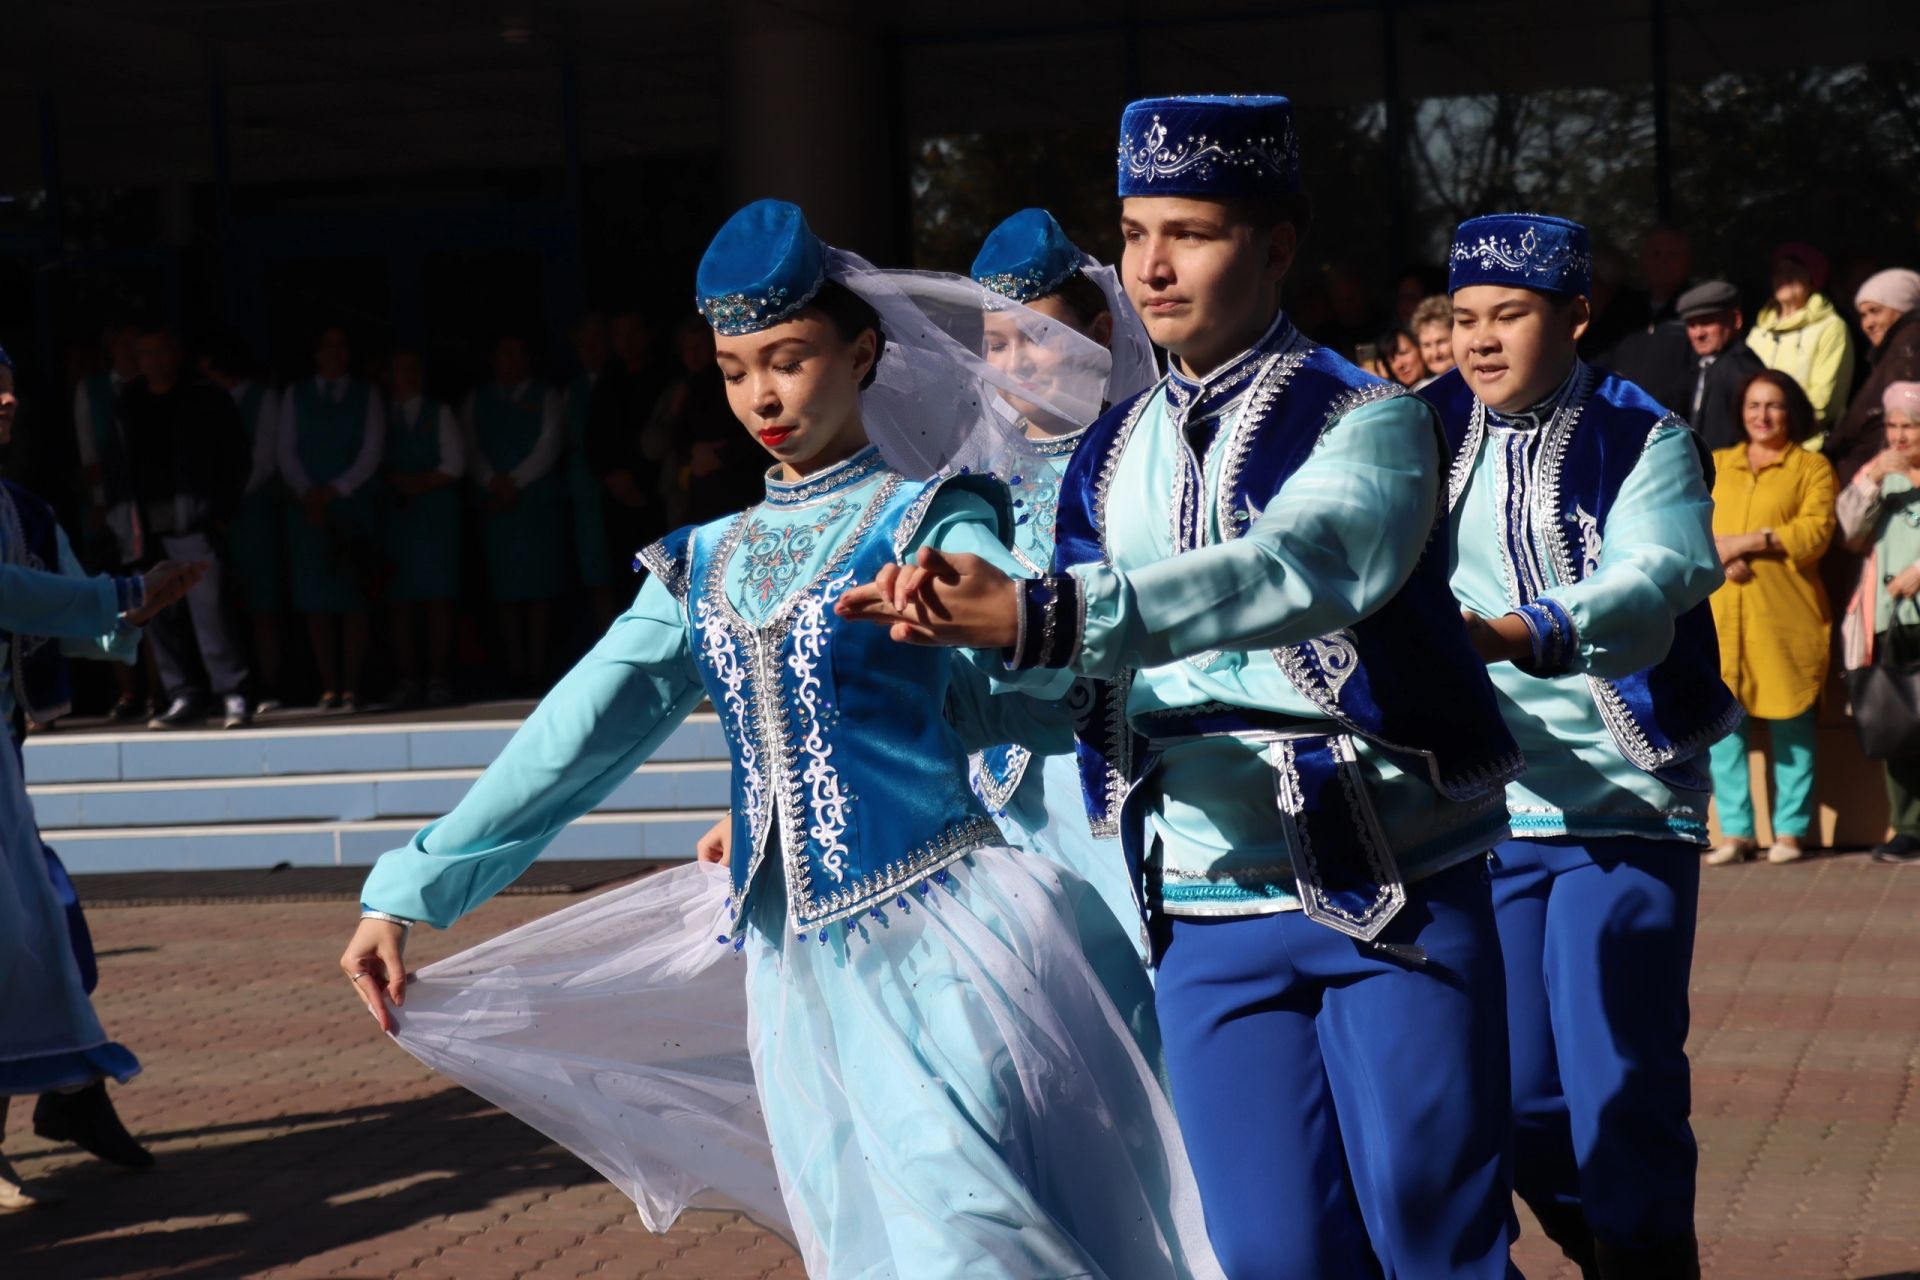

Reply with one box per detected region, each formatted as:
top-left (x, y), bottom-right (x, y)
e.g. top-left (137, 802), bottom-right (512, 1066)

top-left (789, 568), bottom-right (855, 881)
top-left (696, 594), bottom-right (763, 827)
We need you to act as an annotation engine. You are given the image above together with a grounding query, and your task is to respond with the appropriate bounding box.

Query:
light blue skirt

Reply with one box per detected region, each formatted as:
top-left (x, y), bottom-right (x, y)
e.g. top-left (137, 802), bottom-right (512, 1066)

top-left (1, 733), bottom-right (140, 1096)
top-left (391, 851), bottom-right (1219, 1279)
top-left (1000, 751), bottom-right (1148, 970)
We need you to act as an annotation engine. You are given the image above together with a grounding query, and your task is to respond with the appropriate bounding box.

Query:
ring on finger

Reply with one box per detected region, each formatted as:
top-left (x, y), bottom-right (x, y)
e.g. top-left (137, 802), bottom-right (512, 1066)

top-left (346, 971), bottom-right (371, 982)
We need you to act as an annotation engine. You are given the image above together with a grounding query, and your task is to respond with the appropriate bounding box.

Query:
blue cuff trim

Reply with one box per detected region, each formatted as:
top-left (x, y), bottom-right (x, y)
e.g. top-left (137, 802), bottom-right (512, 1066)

top-left (1512, 597), bottom-right (1576, 676)
top-left (113, 575), bottom-right (144, 615)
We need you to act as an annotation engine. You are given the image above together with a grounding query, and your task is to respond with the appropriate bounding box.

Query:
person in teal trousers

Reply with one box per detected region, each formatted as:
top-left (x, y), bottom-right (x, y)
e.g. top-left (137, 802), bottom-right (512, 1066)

top-left (463, 335), bottom-right (565, 694)
top-left (71, 322), bottom-right (147, 720)
top-left (563, 314), bottom-right (619, 630)
top-left (276, 326), bottom-right (385, 712)
top-left (381, 349), bottom-right (464, 707)
top-left (201, 338), bottom-right (288, 714)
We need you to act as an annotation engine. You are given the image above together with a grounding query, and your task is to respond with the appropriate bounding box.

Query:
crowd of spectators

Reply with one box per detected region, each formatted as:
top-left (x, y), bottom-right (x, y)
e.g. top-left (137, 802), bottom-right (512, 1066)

top-left (10, 222), bottom-right (1920, 859)
top-left (10, 309), bottom-right (757, 728)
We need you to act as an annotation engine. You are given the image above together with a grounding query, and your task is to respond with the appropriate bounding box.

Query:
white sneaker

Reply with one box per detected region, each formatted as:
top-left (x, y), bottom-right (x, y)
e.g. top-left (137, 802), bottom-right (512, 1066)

top-left (0, 1154), bottom-right (63, 1211)
top-left (222, 695), bottom-right (252, 730)
top-left (1766, 838), bottom-right (1805, 864)
top-left (1705, 839), bottom-right (1755, 867)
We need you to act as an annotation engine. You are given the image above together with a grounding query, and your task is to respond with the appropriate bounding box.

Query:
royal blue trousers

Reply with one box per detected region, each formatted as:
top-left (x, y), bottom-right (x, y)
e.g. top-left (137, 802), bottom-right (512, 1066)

top-left (1490, 836), bottom-right (1699, 1251)
top-left (1152, 858), bottom-right (1520, 1280)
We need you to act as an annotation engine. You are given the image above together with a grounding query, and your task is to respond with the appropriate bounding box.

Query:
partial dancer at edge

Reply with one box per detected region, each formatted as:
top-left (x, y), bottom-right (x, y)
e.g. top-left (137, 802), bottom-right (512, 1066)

top-left (1, 550), bottom-right (202, 1207)
top-left (341, 200), bottom-right (1220, 1279)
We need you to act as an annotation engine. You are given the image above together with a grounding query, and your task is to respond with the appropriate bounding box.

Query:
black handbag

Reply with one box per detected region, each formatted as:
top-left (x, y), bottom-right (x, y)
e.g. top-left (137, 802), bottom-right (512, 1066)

top-left (1847, 625), bottom-right (1920, 759)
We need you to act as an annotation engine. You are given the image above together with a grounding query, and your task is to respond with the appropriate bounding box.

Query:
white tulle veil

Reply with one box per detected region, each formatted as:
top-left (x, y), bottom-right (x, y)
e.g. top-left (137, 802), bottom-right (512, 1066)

top-left (1080, 257), bottom-right (1160, 404)
top-left (826, 248), bottom-right (1112, 480)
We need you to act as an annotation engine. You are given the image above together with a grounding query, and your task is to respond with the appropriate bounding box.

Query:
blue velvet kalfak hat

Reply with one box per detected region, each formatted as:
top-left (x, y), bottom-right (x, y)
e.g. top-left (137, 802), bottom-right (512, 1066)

top-left (1448, 213), bottom-right (1593, 298)
top-left (970, 209), bottom-right (1084, 304)
top-left (695, 199), bottom-right (828, 336)
top-left (1116, 95), bottom-right (1301, 198)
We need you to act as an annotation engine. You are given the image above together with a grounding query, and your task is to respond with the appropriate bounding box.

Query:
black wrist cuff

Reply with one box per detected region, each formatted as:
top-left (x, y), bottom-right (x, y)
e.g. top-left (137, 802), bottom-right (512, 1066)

top-left (1005, 574), bottom-right (1082, 670)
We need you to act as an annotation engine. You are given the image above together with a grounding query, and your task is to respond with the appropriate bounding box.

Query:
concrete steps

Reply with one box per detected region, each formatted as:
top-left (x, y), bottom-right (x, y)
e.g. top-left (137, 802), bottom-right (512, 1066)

top-left (24, 714), bottom-right (730, 873)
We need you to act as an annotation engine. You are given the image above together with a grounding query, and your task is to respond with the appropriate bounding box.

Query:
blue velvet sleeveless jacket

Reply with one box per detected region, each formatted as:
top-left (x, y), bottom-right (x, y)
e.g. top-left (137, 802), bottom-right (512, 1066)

top-left (1053, 333), bottom-right (1524, 837)
top-left (1421, 365), bottom-right (1740, 786)
top-left (640, 472), bottom-right (1010, 935)
top-left (0, 480), bottom-right (75, 724)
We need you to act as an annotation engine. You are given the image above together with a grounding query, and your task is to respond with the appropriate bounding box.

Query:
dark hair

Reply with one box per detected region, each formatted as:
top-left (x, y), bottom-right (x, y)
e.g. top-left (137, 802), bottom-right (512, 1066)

top-left (1039, 270), bottom-right (1112, 330)
top-left (808, 281), bottom-right (886, 390)
top-left (1376, 325), bottom-right (1418, 353)
top-left (1735, 368), bottom-right (1816, 443)
top-left (1227, 192), bottom-right (1315, 243)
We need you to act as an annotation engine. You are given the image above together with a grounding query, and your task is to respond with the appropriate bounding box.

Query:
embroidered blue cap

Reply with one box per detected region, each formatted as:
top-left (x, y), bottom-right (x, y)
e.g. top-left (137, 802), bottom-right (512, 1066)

top-left (1449, 213), bottom-right (1593, 298)
top-left (1117, 95), bottom-right (1301, 198)
top-left (970, 209), bottom-right (1085, 304)
top-left (695, 199), bottom-right (828, 336)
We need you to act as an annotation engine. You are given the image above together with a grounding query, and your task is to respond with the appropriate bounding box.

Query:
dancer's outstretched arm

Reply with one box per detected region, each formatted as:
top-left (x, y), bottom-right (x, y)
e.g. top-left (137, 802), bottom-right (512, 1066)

top-left (344, 575), bottom-right (704, 1027)
top-left (0, 558), bottom-right (204, 638)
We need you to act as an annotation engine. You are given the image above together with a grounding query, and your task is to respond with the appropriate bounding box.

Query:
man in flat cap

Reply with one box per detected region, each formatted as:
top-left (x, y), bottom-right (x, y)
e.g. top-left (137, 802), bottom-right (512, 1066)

top-left (1678, 280), bottom-right (1766, 450)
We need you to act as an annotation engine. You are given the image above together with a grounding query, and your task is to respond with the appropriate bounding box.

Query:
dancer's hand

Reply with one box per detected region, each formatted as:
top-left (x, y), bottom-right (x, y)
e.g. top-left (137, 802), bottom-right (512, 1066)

top-left (834, 548), bottom-right (1020, 648)
top-left (340, 918), bottom-right (410, 1034)
top-left (125, 560), bottom-right (209, 624)
top-left (1460, 609), bottom-right (1532, 665)
top-left (696, 816), bottom-right (731, 866)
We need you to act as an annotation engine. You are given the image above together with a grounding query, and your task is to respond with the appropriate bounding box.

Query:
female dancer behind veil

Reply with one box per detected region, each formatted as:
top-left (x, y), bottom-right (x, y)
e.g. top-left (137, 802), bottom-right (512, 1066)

top-left (339, 199), bottom-right (1220, 1280)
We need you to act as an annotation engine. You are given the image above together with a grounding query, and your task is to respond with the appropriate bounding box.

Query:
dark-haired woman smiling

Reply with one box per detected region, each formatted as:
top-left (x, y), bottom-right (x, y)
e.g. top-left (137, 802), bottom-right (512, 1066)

top-left (1705, 370), bottom-right (1836, 865)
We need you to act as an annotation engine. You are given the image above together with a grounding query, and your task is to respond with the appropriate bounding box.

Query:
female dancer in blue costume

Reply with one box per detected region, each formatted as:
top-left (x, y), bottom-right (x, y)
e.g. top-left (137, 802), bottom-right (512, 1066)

top-left (339, 200), bottom-right (1219, 1279)
top-left (967, 208), bottom-right (1158, 956)
top-left (0, 549), bottom-right (202, 1207)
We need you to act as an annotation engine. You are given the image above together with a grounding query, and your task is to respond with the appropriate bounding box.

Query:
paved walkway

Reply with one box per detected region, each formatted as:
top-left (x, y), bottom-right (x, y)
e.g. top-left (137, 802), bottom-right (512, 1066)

top-left (3, 854), bottom-right (1916, 1279)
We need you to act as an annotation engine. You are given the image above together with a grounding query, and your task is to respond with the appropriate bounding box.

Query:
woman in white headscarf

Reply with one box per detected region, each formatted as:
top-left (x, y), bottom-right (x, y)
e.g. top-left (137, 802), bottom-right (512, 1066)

top-left (1824, 268), bottom-right (1920, 484)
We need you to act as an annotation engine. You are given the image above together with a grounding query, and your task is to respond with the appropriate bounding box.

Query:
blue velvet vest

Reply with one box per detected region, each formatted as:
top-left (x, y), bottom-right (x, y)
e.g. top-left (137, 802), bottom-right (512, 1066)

top-left (0, 481), bottom-right (75, 724)
top-left (1421, 365), bottom-right (1740, 787)
top-left (1054, 330), bottom-right (1524, 838)
top-left (640, 471), bottom-right (1011, 935)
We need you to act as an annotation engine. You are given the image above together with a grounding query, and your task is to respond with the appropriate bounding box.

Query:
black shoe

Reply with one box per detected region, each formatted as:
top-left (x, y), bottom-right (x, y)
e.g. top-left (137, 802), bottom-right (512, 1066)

top-left (1873, 834), bottom-right (1920, 864)
top-left (1596, 1231), bottom-right (1700, 1280)
top-left (107, 697), bottom-right (147, 723)
top-left (147, 696), bottom-right (205, 730)
top-left (32, 1082), bottom-right (154, 1170)
top-left (1529, 1201), bottom-right (1600, 1280)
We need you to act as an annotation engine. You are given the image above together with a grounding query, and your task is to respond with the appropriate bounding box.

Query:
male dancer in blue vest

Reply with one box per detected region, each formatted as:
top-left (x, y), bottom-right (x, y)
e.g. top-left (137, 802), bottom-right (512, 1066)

top-left (1422, 213), bottom-right (1734, 1280)
top-left (841, 95), bottom-right (1527, 1280)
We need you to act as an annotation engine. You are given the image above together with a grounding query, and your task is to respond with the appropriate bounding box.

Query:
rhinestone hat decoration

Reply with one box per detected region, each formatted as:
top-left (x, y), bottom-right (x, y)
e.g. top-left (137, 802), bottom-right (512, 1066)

top-left (696, 199), bottom-right (828, 336)
top-left (1448, 213), bottom-right (1593, 297)
top-left (1117, 95), bottom-right (1301, 198)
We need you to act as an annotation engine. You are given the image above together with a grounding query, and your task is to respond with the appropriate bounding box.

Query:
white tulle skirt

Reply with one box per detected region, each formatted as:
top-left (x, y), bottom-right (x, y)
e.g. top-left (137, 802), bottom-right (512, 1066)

top-left (391, 848), bottom-right (1221, 1280)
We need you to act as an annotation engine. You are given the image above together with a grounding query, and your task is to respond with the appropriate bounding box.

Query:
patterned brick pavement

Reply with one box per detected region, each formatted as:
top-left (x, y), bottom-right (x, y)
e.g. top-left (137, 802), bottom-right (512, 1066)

top-left (2, 854), bottom-right (1915, 1279)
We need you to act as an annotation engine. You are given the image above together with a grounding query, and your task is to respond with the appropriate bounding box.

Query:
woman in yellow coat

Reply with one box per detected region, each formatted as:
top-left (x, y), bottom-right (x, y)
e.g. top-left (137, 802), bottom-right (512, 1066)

top-left (1706, 369), bottom-right (1837, 865)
